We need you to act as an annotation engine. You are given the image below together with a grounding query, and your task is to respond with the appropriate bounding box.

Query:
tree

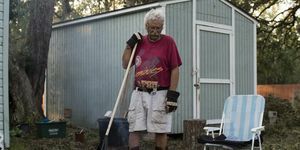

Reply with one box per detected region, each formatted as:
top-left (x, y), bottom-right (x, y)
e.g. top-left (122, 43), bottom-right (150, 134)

top-left (9, 0), bottom-right (55, 124)
top-left (53, 0), bottom-right (158, 22)
top-left (53, 0), bottom-right (125, 22)
top-left (230, 0), bottom-right (300, 84)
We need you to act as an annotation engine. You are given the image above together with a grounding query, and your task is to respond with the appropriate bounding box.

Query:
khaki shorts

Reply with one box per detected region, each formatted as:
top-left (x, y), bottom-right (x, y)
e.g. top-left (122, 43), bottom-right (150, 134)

top-left (127, 90), bottom-right (172, 133)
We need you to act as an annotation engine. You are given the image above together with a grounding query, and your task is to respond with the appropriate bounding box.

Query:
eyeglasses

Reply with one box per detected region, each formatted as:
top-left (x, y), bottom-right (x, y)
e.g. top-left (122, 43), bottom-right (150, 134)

top-left (146, 22), bottom-right (163, 31)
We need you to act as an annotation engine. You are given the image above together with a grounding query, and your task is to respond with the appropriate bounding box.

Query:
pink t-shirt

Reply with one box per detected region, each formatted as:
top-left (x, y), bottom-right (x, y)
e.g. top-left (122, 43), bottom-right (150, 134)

top-left (134, 35), bottom-right (182, 88)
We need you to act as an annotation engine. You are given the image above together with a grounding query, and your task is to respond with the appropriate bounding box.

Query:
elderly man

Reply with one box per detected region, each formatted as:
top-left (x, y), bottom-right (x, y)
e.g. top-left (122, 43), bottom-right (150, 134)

top-left (122, 9), bottom-right (182, 150)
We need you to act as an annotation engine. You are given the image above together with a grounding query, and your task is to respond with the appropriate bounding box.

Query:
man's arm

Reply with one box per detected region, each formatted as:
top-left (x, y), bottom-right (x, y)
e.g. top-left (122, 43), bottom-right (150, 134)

top-left (122, 33), bottom-right (142, 69)
top-left (169, 67), bottom-right (179, 90)
top-left (165, 66), bottom-right (180, 113)
top-left (122, 45), bottom-right (132, 69)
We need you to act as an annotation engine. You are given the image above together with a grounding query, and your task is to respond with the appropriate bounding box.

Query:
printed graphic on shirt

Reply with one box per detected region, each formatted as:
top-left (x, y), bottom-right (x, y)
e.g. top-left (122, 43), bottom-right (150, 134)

top-left (135, 67), bottom-right (163, 78)
top-left (135, 56), bottom-right (142, 67)
top-left (135, 54), bottom-right (163, 88)
top-left (140, 80), bottom-right (158, 89)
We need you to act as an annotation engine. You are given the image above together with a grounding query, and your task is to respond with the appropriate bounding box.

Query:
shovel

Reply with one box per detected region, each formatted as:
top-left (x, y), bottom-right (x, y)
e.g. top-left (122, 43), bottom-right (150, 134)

top-left (100, 43), bottom-right (138, 150)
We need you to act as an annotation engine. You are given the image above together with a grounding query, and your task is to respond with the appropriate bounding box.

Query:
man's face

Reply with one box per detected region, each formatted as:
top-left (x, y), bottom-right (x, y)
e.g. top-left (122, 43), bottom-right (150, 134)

top-left (146, 19), bottom-right (163, 41)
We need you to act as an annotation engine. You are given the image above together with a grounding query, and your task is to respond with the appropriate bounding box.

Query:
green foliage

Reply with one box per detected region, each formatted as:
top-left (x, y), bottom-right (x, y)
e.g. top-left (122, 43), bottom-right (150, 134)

top-left (264, 95), bottom-right (300, 134)
top-left (53, 0), bottom-right (158, 22)
top-left (264, 95), bottom-right (294, 129)
top-left (257, 23), bottom-right (300, 84)
top-left (25, 112), bottom-right (39, 126)
top-left (9, 0), bottom-right (31, 67)
top-left (10, 127), bottom-right (23, 137)
top-left (230, 0), bottom-right (300, 84)
top-left (293, 94), bottom-right (300, 112)
top-left (262, 95), bottom-right (300, 149)
top-left (54, 0), bottom-right (126, 22)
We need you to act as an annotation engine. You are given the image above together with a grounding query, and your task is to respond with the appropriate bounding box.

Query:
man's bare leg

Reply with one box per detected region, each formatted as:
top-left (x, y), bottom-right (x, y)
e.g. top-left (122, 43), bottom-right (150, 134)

top-left (129, 132), bottom-right (141, 149)
top-left (155, 133), bottom-right (168, 150)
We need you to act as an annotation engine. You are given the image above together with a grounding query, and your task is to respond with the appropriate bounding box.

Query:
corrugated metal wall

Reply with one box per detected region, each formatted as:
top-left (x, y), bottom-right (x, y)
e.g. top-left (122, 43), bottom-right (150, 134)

top-left (199, 31), bottom-right (230, 79)
top-left (166, 1), bottom-right (193, 133)
top-left (196, 0), bottom-right (232, 25)
top-left (235, 11), bottom-right (255, 94)
top-left (200, 84), bottom-right (229, 119)
top-left (48, 10), bottom-right (151, 128)
top-left (0, 0), bottom-right (4, 135)
top-left (0, 0), bottom-right (9, 147)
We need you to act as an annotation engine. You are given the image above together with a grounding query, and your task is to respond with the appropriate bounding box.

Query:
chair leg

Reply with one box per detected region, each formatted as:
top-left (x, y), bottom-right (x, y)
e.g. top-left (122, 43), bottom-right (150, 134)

top-left (258, 135), bottom-right (262, 150)
top-left (204, 144), bottom-right (207, 150)
top-left (251, 134), bottom-right (255, 150)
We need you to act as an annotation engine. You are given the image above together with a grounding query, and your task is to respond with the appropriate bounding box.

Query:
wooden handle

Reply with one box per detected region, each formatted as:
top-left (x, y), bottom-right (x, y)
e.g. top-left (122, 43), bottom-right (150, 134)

top-left (105, 44), bottom-right (138, 136)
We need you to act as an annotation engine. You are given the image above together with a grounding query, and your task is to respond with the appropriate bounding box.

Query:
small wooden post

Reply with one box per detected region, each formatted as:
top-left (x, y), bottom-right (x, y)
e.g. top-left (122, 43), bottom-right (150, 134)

top-left (183, 119), bottom-right (206, 150)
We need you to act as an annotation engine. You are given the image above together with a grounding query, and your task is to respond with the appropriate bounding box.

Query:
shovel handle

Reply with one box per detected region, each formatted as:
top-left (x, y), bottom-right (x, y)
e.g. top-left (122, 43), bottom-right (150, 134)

top-left (104, 43), bottom-right (138, 136)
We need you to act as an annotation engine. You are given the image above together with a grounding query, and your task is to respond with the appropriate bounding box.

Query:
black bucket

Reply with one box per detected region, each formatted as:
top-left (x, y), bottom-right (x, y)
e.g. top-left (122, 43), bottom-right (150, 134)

top-left (98, 118), bottom-right (129, 147)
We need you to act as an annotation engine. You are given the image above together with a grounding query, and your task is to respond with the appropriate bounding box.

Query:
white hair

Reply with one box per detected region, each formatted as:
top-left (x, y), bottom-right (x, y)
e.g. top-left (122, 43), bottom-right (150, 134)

top-left (144, 9), bottom-right (165, 25)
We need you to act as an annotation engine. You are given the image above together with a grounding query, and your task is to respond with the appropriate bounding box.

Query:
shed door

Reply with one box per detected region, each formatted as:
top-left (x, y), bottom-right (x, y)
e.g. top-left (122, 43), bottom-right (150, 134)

top-left (194, 25), bottom-right (234, 119)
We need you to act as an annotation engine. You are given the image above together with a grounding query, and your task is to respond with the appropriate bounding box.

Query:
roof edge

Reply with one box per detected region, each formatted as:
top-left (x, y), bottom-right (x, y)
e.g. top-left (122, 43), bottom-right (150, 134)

top-left (222, 0), bottom-right (258, 24)
top-left (53, 0), bottom-right (258, 29)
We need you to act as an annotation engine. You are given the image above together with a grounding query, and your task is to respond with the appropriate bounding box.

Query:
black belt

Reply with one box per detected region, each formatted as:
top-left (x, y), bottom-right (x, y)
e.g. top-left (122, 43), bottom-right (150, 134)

top-left (136, 87), bottom-right (169, 93)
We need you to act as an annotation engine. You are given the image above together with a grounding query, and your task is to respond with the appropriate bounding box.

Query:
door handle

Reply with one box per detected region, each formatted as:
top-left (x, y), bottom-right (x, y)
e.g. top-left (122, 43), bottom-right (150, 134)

top-left (194, 83), bottom-right (200, 89)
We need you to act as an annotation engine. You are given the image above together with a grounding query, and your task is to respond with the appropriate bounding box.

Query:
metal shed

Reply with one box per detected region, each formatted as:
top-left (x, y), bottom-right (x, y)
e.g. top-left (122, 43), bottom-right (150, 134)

top-left (47, 0), bottom-right (258, 133)
top-left (0, 0), bottom-right (10, 147)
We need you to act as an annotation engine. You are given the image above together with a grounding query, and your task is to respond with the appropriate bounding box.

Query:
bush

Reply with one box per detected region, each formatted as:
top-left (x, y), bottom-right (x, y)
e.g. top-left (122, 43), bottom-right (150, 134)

top-left (263, 95), bottom-right (298, 136)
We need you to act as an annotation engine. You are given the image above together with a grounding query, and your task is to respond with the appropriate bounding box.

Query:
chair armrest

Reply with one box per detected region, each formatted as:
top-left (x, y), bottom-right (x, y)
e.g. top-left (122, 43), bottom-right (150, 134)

top-left (204, 127), bottom-right (220, 132)
top-left (251, 126), bottom-right (265, 134)
top-left (206, 119), bottom-right (222, 125)
top-left (203, 127), bottom-right (220, 138)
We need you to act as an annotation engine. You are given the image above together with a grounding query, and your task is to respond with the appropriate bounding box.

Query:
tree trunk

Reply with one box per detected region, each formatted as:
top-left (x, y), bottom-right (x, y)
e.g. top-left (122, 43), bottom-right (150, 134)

top-left (26, 0), bottom-right (55, 119)
top-left (9, 58), bottom-right (35, 124)
top-left (183, 119), bottom-right (206, 150)
top-left (9, 0), bottom-right (55, 124)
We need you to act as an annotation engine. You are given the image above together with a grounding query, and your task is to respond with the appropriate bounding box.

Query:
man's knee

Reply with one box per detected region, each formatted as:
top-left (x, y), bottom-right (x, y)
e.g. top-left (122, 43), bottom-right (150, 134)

top-left (155, 133), bottom-right (167, 139)
top-left (155, 133), bottom-right (168, 150)
top-left (129, 132), bottom-right (142, 149)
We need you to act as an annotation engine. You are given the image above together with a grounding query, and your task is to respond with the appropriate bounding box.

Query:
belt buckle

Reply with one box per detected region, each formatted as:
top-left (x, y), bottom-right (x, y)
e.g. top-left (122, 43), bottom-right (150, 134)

top-left (151, 88), bottom-right (157, 95)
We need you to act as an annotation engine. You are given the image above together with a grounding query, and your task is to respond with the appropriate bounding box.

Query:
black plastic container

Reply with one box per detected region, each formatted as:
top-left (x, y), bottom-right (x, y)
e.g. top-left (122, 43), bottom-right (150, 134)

top-left (98, 118), bottom-right (129, 147)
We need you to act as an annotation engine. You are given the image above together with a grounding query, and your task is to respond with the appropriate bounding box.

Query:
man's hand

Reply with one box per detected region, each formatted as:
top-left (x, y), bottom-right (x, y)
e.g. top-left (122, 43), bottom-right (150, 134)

top-left (165, 90), bottom-right (180, 113)
top-left (126, 32), bottom-right (142, 49)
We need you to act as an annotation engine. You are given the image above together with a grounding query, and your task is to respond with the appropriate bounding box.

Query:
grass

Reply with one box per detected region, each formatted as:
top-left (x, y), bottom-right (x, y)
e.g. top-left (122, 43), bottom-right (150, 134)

top-left (10, 122), bottom-right (300, 150)
top-left (10, 124), bottom-right (99, 150)
top-left (10, 96), bottom-right (300, 149)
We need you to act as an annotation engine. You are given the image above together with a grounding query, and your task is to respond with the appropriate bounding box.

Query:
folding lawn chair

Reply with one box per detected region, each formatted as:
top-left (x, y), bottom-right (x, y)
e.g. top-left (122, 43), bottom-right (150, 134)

top-left (198, 95), bottom-right (265, 150)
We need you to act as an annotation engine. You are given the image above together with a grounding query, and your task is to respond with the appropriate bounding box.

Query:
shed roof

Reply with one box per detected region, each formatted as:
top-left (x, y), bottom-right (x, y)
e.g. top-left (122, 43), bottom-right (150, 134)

top-left (53, 0), bottom-right (258, 29)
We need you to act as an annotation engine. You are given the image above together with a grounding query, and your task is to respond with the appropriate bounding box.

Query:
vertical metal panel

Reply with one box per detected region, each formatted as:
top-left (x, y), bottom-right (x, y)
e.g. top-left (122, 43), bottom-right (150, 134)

top-left (48, 10), bottom-right (152, 128)
top-left (199, 30), bottom-right (230, 79)
top-left (1, 0), bottom-right (10, 147)
top-left (0, 0), bottom-right (3, 142)
top-left (235, 11), bottom-right (255, 94)
top-left (196, 0), bottom-right (232, 25)
top-left (200, 83), bottom-right (229, 119)
top-left (166, 1), bottom-right (193, 133)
